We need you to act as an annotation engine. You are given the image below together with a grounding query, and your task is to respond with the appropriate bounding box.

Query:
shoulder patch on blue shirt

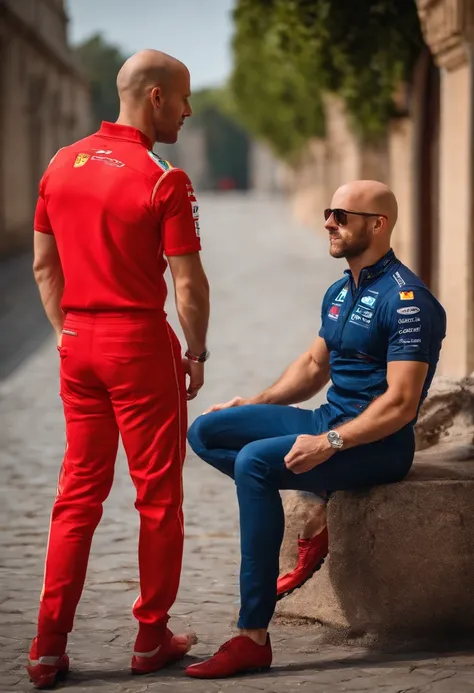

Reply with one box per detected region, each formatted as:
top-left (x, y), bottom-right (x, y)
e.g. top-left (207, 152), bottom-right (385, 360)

top-left (147, 151), bottom-right (173, 171)
top-left (392, 270), bottom-right (406, 288)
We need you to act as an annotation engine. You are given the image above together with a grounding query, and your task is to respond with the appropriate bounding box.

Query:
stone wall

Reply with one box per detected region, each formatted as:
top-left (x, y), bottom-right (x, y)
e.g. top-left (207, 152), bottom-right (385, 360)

top-left (0, 0), bottom-right (92, 257)
top-left (287, 95), bottom-right (389, 233)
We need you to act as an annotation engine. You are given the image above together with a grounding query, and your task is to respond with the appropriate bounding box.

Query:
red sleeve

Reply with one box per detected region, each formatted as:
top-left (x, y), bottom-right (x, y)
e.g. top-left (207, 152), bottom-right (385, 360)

top-left (34, 178), bottom-right (53, 234)
top-left (154, 168), bottom-right (201, 256)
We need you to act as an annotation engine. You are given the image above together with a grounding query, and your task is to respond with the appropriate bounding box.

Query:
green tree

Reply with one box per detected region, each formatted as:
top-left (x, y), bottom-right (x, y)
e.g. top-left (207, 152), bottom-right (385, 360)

top-left (191, 89), bottom-right (251, 189)
top-left (231, 0), bottom-right (425, 159)
top-left (74, 34), bottom-right (127, 128)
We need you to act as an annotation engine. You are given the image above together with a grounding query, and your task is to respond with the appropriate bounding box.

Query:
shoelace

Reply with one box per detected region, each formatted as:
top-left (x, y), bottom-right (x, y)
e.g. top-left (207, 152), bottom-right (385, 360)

top-left (216, 641), bottom-right (233, 654)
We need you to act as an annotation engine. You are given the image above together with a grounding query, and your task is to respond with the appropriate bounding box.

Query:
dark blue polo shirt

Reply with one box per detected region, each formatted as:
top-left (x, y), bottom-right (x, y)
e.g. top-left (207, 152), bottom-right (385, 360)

top-left (319, 249), bottom-right (446, 427)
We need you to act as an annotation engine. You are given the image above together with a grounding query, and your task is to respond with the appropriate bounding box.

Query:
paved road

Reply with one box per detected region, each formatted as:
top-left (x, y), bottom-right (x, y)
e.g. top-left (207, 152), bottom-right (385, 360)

top-left (0, 252), bottom-right (50, 381)
top-left (1, 194), bottom-right (473, 692)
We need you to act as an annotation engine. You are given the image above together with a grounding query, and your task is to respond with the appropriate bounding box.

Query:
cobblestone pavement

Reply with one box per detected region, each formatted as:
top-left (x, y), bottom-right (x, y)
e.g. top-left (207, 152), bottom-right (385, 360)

top-left (1, 194), bottom-right (473, 692)
top-left (0, 252), bottom-right (50, 380)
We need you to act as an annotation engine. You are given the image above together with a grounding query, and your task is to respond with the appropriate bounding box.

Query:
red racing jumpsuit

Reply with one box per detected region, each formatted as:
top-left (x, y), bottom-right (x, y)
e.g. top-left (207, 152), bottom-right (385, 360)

top-left (33, 122), bottom-right (201, 654)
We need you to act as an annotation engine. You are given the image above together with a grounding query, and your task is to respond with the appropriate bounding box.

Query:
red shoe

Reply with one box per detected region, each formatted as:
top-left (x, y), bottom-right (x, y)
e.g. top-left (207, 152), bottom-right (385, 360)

top-left (131, 627), bottom-right (197, 674)
top-left (277, 526), bottom-right (329, 600)
top-left (186, 635), bottom-right (272, 679)
top-left (26, 637), bottom-right (69, 690)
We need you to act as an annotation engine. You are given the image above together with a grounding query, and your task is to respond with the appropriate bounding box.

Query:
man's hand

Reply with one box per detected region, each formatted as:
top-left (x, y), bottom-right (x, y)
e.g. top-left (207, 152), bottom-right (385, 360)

top-left (203, 396), bottom-right (249, 414)
top-left (285, 434), bottom-right (335, 474)
top-left (182, 359), bottom-right (204, 401)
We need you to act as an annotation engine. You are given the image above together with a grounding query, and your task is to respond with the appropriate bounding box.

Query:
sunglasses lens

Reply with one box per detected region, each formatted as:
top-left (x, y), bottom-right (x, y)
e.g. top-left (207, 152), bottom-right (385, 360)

top-left (334, 209), bottom-right (347, 226)
top-left (324, 209), bottom-right (348, 225)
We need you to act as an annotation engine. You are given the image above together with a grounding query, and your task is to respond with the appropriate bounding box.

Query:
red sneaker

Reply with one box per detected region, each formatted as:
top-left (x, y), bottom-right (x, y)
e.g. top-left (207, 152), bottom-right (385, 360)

top-left (26, 637), bottom-right (69, 690)
top-left (277, 526), bottom-right (329, 600)
top-left (131, 627), bottom-right (197, 675)
top-left (186, 635), bottom-right (272, 679)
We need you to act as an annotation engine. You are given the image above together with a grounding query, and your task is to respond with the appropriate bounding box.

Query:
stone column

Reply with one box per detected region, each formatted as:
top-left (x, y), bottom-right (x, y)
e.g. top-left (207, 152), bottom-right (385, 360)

top-left (417, 0), bottom-right (474, 377)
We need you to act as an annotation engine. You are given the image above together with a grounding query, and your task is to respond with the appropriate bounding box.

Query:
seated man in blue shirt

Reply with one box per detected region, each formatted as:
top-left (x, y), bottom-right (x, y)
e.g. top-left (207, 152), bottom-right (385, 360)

top-left (185, 180), bottom-right (447, 680)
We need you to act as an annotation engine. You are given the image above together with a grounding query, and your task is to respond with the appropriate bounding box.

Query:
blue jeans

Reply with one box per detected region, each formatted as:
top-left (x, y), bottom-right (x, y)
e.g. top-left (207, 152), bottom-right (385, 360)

top-left (187, 404), bottom-right (414, 629)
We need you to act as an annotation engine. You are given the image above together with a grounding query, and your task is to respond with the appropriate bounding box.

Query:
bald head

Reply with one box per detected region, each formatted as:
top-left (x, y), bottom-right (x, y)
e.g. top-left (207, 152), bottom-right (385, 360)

top-left (117, 49), bottom-right (189, 104)
top-left (332, 180), bottom-right (398, 233)
top-left (325, 180), bottom-right (398, 262)
top-left (115, 49), bottom-right (192, 145)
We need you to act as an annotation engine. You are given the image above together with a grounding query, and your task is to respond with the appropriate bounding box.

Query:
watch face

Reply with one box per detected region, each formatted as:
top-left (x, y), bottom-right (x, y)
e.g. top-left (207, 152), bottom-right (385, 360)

top-left (328, 430), bottom-right (343, 448)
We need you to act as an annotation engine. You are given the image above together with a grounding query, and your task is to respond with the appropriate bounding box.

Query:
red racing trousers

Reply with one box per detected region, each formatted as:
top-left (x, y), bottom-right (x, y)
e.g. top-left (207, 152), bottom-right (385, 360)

top-left (36, 311), bottom-right (187, 655)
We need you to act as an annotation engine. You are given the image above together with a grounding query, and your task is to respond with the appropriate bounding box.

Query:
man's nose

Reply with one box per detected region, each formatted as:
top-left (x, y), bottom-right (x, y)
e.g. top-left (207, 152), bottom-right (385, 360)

top-left (325, 213), bottom-right (337, 231)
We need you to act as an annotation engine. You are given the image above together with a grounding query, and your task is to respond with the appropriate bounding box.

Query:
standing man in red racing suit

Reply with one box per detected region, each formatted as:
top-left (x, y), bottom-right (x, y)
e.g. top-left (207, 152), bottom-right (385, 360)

top-left (27, 50), bottom-right (210, 689)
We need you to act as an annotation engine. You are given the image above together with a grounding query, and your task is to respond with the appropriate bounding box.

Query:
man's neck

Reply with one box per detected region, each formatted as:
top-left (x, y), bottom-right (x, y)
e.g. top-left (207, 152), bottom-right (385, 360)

top-left (347, 246), bottom-right (391, 287)
top-left (116, 110), bottom-right (156, 147)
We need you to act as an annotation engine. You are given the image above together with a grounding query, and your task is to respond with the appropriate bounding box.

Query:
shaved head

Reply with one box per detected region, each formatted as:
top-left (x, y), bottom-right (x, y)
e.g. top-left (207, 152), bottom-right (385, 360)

top-left (331, 180), bottom-right (398, 233)
top-left (117, 49), bottom-right (188, 103)
top-left (116, 49), bottom-right (192, 144)
top-left (325, 180), bottom-right (398, 263)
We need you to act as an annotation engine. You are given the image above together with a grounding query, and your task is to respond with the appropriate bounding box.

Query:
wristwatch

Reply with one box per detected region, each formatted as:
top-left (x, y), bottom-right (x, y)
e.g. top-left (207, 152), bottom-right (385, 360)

top-left (185, 348), bottom-right (210, 363)
top-left (327, 430), bottom-right (344, 450)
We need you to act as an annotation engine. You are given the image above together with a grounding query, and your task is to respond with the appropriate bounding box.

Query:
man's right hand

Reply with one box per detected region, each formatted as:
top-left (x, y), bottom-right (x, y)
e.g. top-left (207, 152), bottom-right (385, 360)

top-left (182, 359), bottom-right (205, 401)
top-left (203, 396), bottom-right (249, 414)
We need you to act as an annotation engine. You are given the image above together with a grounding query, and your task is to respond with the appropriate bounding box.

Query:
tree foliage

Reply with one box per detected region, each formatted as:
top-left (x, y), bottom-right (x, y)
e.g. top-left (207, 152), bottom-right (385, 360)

top-left (231, 0), bottom-right (425, 158)
top-left (74, 34), bottom-right (127, 128)
top-left (190, 89), bottom-right (251, 189)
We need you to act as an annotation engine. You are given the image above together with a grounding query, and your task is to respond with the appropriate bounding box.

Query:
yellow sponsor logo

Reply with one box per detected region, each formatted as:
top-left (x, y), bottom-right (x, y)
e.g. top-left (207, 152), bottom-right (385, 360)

top-left (399, 291), bottom-right (414, 301)
top-left (74, 153), bottom-right (90, 168)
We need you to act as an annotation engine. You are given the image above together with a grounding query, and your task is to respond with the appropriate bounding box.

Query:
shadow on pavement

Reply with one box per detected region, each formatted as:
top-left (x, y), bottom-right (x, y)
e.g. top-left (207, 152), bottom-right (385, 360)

top-left (0, 252), bottom-right (51, 381)
top-left (61, 646), bottom-right (474, 688)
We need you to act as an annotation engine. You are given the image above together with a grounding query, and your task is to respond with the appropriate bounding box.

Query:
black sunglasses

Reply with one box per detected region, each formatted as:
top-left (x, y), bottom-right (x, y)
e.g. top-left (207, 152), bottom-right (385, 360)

top-left (324, 208), bottom-right (388, 227)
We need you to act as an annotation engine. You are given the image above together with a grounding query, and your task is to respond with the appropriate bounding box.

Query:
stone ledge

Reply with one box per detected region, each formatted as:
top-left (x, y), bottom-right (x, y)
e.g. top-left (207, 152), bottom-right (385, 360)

top-left (276, 446), bottom-right (474, 640)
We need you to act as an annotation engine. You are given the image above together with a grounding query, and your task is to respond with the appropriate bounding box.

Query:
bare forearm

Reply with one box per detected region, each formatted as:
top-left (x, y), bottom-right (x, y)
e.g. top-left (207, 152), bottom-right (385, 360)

top-left (250, 352), bottom-right (330, 406)
top-left (336, 392), bottom-right (416, 449)
top-left (34, 266), bottom-right (64, 336)
top-left (176, 283), bottom-right (210, 355)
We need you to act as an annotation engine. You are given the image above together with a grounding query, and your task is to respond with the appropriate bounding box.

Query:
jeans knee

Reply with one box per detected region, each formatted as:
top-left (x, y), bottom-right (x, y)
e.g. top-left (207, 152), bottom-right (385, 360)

top-left (234, 443), bottom-right (268, 486)
top-left (187, 415), bottom-right (208, 456)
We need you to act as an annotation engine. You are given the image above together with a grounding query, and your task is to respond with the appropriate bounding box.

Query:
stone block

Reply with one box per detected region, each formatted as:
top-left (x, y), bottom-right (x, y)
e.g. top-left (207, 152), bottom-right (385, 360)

top-left (276, 445), bottom-right (474, 639)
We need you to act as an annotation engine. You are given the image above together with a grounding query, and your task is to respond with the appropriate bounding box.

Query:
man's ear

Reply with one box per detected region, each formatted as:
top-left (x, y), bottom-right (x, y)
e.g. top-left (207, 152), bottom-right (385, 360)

top-left (372, 217), bottom-right (385, 236)
top-left (151, 86), bottom-right (162, 108)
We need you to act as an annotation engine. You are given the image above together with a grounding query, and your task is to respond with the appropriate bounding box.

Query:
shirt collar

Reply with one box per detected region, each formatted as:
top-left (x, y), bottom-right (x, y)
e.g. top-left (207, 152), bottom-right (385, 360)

top-left (98, 121), bottom-right (153, 149)
top-left (344, 248), bottom-right (397, 284)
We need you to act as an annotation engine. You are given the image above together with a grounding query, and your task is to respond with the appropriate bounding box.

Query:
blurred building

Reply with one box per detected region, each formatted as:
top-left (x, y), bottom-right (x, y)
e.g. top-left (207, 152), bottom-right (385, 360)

top-left (287, 0), bottom-right (474, 379)
top-left (155, 127), bottom-right (210, 190)
top-left (250, 140), bottom-right (286, 194)
top-left (0, 0), bottom-right (91, 257)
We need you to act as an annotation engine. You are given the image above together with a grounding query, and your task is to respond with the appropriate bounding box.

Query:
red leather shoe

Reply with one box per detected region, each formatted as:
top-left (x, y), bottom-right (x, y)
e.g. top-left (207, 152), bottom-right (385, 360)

top-left (186, 635), bottom-right (272, 679)
top-left (26, 637), bottom-right (69, 690)
top-left (277, 526), bottom-right (329, 600)
top-left (131, 627), bottom-right (197, 674)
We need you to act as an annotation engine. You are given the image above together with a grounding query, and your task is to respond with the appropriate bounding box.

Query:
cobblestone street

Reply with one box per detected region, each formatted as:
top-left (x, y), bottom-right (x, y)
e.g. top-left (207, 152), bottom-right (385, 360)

top-left (1, 194), bottom-right (473, 692)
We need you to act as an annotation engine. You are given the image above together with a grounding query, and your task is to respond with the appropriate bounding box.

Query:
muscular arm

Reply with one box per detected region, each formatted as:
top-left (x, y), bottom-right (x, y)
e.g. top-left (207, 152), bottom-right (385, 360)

top-left (250, 336), bottom-right (331, 406)
top-left (33, 231), bottom-right (64, 340)
top-left (335, 360), bottom-right (428, 448)
top-left (168, 252), bottom-right (210, 355)
top-left (285, 359), bottom-right (429, 472)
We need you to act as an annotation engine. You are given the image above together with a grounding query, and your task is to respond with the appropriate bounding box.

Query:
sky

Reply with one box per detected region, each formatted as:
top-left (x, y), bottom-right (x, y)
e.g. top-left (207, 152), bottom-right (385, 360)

top-left (65, 0), bottom-right (236, 90)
